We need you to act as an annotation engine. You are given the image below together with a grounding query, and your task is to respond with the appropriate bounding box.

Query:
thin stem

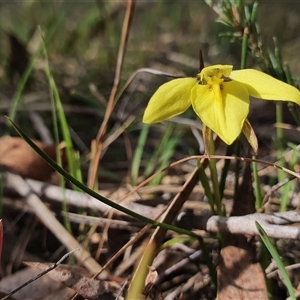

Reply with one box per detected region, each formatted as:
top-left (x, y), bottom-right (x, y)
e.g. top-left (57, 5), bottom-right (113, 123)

top-left (208, 137), bottom-right (222, 215)
top-left (219, 144), bottom-right (233, 200)
top-left (8, 118), bottom-right (201, 239)
top-left (87, 0), bottom-right (136, 189)
top-left (252, 155), bottom-right (263, 209)
top-left (241, 27), bottom-right (249, 69)
top-left (198, 163), bottom-right (216, 214)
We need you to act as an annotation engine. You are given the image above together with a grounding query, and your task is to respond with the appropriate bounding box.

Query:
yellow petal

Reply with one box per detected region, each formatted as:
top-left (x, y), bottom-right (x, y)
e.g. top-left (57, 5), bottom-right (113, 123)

top-left (143, 78), bottom-right (196, 123)
top-left (191, 81), bottom-right (250, 144)
top-left (230, 69), bottom-right (300, 105)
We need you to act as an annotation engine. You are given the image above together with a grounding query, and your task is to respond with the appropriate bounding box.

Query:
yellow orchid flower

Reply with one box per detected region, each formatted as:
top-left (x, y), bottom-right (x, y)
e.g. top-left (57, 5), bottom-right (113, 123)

top-left (143, 65), bottom-right (300, 145)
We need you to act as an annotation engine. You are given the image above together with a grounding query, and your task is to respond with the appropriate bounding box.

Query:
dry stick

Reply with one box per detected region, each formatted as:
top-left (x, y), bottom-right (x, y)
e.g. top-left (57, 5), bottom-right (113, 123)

top-left (94, 201), bottom-right (173, 278)
top-left (95, 210), bottom-right (112, 261)
top-left (123, 130), bottom-right (134, 182)
top-left (92, 154), bottom-right (202, 276)
top-left (166, 155), bottom-right (300, 179)
top-left (6, 173), bottom-right (104, 275)
top-left (113, 67), bottom-right (182, 109)
top-left (267, 262), bottom-right (300, 279)
top-left (260, 176), bottom-right (296, 211)
top-left (15, 174), bottom-right (162, 220)
top-left (203, 211), bottom-right (300, 239)
top-left (148, 165), bottom-right (205, 244)
top-left (94, 178), bottom-right (145, 261)
top-left (89, 162), bottom-right (189, 275)
top-left (128, 151), bottom-right (300, 291)
top-left (8, 153), bottom-right (298, 220)
top-left (97, 224), bottom-right (152, 277)
top-left (29, 111), bottom-right (53, 144)
top-left (165, 272), bottom-right (206, 300)
top-left (91, 159), bottom-right (209, 277)
top-left (63, 212), bottom-right (143, 230)
top-left (115, 245), bottom-right (144, 276)
top-left (129, 164), bottom-right (205, 292)
top-left (87, 0), bottom-right (136, 189)
top-left (103, 115), bottom-right (136, 151)
top-left (89, 83), bottom-right (107, 107)
top-left (258, 145), bottom-right (300, 176)
top-left (7, 216), bottom-right (37, 274)
top-left (128, 142), bottom-right (222, 291)
top-left (156, 249), bottom-right (203, 285)
top-left (113, 153), bottom-right (300, 206)
top-left (0, 249), bottom-right (78, 300)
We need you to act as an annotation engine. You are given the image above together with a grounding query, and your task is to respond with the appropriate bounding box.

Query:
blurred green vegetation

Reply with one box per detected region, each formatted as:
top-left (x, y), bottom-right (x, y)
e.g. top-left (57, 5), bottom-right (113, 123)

top-left (1, 1), bottom-right (300, 83)
top-left (0, 1), bottom-right (300, 171)
top-left (0, 0), bottom-right (299, 180)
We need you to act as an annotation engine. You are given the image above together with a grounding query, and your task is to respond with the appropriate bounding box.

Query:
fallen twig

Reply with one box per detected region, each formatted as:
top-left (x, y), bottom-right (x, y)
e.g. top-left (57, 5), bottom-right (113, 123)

top-left (5, 172), bottom-right (162, 220)
top-left (0, 249), bottom-right (78, 300)
top-left (177, 210), bottom-right (300, 239)
top-left (5, 173), bottom-right (104, 274)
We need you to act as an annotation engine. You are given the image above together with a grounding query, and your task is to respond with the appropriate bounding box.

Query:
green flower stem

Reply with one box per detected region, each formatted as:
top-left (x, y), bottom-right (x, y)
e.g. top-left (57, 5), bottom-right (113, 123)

top-left (233, 138), bottom-right (241, 198)
top-left (198, 162), bottom-right (215, 214)
top-left (219, 144), bottom-right (233, 200)
top-left (276, 103), bottom-right (284, 161)
top-left (252, 155), bottom-right (263, 209)
top-left (276, 103), bottom-right (289, 212)
top-left (208, 138), bottom-right (222, 215)
top-left (132, 124), bottom-right (150, 185)
top-left (241, 27), bottom-right (249, 70)
top-left (8, 118), bottom-right (201, 240)
top-left (276, 103), bottom-right (290, 212)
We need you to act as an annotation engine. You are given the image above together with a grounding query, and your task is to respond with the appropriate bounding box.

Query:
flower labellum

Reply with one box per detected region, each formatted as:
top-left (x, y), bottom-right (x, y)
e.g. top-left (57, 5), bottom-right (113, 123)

top-left (143, 65), bottom-right (300, 145)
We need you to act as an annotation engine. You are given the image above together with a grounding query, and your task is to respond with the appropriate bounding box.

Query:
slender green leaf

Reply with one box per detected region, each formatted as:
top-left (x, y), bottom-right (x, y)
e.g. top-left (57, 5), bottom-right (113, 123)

top-left (256, 222), bottom-right (296, 300)
top-left (131, 124), bottom-right (150, 185)
top-left (8, 6), bottom-right (71, 125)
top-left (161, 237), bottom-right (192, 250)
top-left (41, 35), bottom-right (82, 191)
top-left (7, 117), bottom-right (201, 239)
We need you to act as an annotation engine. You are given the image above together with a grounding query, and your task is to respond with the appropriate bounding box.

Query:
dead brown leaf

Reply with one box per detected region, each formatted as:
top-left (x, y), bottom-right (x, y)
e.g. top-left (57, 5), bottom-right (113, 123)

top-left (0, 136), bottom-right (65, 182)
top-left (0, 266), bottom-right (75, 300)
top-left (217, 237), bottom-right (268, 300)
top-left (25, 262), bottom-right (120, 300)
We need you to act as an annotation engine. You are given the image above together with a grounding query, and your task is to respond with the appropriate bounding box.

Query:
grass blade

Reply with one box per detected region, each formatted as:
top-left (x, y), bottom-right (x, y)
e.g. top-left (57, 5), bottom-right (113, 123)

top-left (7, 117), bottom-right (200, 239)
top-left (131, 124), bottom-right (150, 185)
top-left (8, 6), bottom-right (71, 125)
top-left (256, 221), bottom-right (296, 300)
